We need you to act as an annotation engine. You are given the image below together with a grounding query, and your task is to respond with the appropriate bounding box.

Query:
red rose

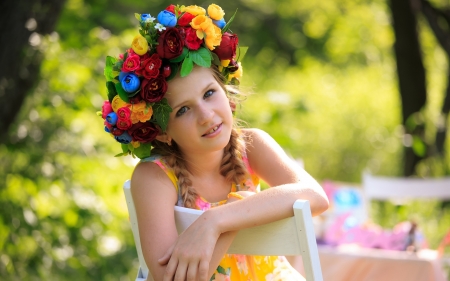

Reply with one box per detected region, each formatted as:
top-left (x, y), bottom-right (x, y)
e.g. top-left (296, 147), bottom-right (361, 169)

top-left (178, 12), bottom-right (195, 26)
top-left (128, 122), bottom-right (159, 143)
top-left (183, 27), bottom-right (202, 50)
top-left (165, 4), bottom-right (181, 16)
top-left (140, 75), bottom-right (167, 103)
top-left (136, 53), bottom-right (162, 79)
top-left (156, 28), bottom-right (184, 59)
top-left (116, 118), bottom-right (132, 130)
top-left (117, 107), bottom-right (131, 119)
top-left (212, 32), bottom-right (239, 61)
top-left (122, 54), bottom-right (140, 72)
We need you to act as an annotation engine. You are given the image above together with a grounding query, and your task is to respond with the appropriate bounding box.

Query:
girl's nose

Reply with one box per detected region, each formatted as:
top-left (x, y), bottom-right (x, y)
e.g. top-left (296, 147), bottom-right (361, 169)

top-left (197, 104), bottom-right (214, 125)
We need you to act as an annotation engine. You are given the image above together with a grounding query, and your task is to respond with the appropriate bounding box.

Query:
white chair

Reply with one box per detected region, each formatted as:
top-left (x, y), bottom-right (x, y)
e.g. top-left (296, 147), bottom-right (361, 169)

top-left (123, 180), bottom-right (323, 281)
top-left (362, 172), bottom-right (450, 216)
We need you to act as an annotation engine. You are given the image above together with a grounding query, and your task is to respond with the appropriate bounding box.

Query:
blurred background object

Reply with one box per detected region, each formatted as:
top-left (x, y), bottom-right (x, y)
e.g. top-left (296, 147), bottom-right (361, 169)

top-left (1, 0), bottom-right (450, 280)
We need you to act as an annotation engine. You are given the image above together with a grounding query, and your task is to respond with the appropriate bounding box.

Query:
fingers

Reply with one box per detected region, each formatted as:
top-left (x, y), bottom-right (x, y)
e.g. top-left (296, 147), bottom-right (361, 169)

top-left (173, 261), bottom-right (188, 281)
top-left (198, 260), bottom-right (210, 281)
top-left (163, 256), bottom-right (179, 281)
top-left (158, 244), bottom-right (174, 265)
top-left (186, 261), bottom-right (198, 281)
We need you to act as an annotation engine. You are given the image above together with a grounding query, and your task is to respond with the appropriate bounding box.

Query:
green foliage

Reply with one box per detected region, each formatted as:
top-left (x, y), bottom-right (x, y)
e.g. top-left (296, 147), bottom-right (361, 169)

top-left (1, 0), bottom-right (449, 280)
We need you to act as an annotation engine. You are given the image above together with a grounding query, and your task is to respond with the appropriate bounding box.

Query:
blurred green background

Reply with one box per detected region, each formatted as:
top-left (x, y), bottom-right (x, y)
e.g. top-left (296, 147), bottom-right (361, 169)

top-left (1, 0), bottom-right (449, 280)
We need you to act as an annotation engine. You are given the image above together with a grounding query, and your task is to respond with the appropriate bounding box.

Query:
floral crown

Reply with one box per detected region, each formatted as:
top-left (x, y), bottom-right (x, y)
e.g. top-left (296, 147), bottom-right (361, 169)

top-left (98, 4), bottom-right (246, 159)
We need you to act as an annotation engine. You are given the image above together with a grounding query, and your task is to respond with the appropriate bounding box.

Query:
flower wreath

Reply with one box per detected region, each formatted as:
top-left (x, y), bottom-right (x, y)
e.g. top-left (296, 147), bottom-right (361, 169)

top-left (98, 4), bottom-right (247, 159)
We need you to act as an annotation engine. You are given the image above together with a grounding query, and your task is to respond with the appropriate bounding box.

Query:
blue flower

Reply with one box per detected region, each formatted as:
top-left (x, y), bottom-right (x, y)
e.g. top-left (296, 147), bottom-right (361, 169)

top-left (104, 126), bottom-right (111, 133)
top-left (106, 112), bottom-right (118, 125)
top-left (121, 73), bottom-right (140, 93)
top-left (141, 14), bottom-right (152, 22)
top-left (213, 18), bottom-right (226, 29)
top-left (119, 71), bottom-right (127, 82)
top-left (115, 132), bottom-right (132, 144)
top-left (157, 10), bottom-right (177, 27)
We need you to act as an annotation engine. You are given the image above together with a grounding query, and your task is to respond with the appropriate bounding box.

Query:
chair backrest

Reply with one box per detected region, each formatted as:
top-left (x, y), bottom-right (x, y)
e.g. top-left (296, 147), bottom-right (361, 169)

top-left (362, 172), bottom-right (450, 215)
top-left (123, 180), bottom-right (324, 281)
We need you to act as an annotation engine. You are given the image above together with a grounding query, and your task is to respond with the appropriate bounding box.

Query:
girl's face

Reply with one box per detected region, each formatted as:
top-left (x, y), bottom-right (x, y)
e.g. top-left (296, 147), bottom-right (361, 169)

top-left (163, 66), bottom-right (233, 155)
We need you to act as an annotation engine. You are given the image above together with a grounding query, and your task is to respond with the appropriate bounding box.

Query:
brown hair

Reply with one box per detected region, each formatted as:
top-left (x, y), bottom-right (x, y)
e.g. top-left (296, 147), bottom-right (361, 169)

top-left (151, 66), bottom-right (249, 208)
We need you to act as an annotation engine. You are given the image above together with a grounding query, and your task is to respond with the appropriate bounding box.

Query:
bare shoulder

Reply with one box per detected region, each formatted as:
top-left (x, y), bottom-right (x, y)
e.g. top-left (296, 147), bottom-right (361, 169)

top-left (130, 160), bottom-right (178, 205)
top-left (241, 128), bottom-right (290, 161)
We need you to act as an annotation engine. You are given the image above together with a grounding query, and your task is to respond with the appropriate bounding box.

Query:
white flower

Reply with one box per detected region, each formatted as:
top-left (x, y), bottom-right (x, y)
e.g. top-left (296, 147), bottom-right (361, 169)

top-left (146, 16), bottom-right (156, 23)
top-left (155, 23), bottom-right (166, 32)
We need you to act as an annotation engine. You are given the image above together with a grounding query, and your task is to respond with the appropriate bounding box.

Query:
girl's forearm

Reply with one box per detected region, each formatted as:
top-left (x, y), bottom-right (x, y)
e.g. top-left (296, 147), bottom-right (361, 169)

top-left (208, 230), bottom-right (238, 277)
top-left (205, 183), bottom-right (328, 235)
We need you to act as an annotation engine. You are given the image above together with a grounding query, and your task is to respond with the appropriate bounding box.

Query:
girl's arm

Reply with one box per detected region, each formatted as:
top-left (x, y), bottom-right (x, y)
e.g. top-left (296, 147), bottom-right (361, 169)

top-left (131, 162), bottom-right (240, 281)
top-left (160, 128), bottom-right (329, 281)
top-left (207, 128), bottom-right (329, 235)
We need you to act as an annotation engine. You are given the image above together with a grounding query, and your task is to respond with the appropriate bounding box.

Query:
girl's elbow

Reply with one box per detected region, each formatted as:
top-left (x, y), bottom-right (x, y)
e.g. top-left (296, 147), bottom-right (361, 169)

top-left (313, 195), bottom-right (329, 216)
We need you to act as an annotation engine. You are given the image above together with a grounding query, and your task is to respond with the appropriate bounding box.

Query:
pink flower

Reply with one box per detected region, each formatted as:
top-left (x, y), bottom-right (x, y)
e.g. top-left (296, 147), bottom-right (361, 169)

top-left (122, 54), bottom-right (141, 72)
top-left (117, 107), bottom-right (131, 119)
top-left (195, 197), bottom-right (211, 211)
top-left (102, 101), bottom-right (113, 119)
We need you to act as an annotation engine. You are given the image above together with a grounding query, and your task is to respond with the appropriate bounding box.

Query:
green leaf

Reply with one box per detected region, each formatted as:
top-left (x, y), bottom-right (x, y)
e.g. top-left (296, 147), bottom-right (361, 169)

top-left (209, 274), bottom-right (215, 281)
top-left (166, 63), bottom-right (180, 81)
top-left (211, 52), bottom-right (221, 66)
top-left (121, 143), bottom-right (129, 153)
top-left (222, 9), bottom-right (238, 34)
top-left (180, 55), bottom-right (194, 77)
top-left (115, 83), bottom-right (129, 103)
top-left (190, 48), bottom-right (212, 68)
top-left (216, 265), bottom-right (227, 275)
top-left (153, 98), bottom-right (173, 132)
top-left (135, 13), bottom-right (141, 21)
top-left (133, 143), bottom-right (152, 159)
top-left (237, 46), bottom-right (248, 62)
top-left (170, 47), bottom-right (189, 63)
top-left (104, 56), bottom-right (117, 81)
top-left (106, 81), bottom-right (117, 102)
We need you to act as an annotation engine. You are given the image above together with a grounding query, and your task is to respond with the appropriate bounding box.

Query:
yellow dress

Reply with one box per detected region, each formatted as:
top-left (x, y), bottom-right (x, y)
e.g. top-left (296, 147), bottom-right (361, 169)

top-left (142, 155), bottom-right (304, 281)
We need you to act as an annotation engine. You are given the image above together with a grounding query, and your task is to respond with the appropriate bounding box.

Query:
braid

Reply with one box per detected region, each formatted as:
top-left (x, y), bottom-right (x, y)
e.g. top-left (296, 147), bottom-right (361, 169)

top-left (152, 141), bottom-right (198, 208)
top-left (220, 128), bottom-right (249, 187)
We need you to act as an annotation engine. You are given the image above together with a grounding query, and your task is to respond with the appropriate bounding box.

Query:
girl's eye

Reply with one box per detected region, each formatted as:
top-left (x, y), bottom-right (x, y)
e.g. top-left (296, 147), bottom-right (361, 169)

top-left (204, 90), bottom-right (214, 99)
top-left (176, 106), bottom-right (188, 117)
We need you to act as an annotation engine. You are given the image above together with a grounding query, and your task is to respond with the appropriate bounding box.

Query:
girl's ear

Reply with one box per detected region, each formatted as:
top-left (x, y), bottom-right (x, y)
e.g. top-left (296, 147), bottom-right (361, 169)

top-left (155, 133), bottom-right (172, 145)
top-left (229, 100), bottom-right (236, 113)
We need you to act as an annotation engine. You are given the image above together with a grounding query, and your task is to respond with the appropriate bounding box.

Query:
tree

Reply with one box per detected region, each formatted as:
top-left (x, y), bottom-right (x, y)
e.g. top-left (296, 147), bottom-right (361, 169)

top-left (389, 0), bottom-right (450, 176)
top-left (0, 0), bottom-right (66, 142)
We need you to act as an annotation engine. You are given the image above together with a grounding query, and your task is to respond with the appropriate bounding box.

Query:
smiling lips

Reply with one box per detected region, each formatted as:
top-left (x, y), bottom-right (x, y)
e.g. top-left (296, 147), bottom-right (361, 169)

top-left (202, 123), bottom-right (222, 137)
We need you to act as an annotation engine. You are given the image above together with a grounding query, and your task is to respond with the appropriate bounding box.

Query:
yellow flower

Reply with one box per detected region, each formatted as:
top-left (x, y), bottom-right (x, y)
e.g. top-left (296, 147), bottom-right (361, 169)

top-left (228, 62), bottom-right (243, 80)
top-left (131, 141), bottom-right (140, 148)
top-left (131, 34), bottom-right (149, 55)
top-left (204, 24), bottom-right (222, 50)
top-left (191, 15), bottom-right (212, 31)
top-left (207, 4), bottom-right (225, 20)
top-left (182, 5), bottom-right (206, 16)
top-left (130, 101), bottom-right (153, 123)
top-left (111, 96), bottom-right (129, 112)
top-left (221, 59), bottom-right (230, 67)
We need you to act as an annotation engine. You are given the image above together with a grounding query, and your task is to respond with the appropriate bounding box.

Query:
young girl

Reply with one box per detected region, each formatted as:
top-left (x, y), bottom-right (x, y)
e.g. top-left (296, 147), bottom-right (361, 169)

top-left (99, 4), bottom-right (328, 281)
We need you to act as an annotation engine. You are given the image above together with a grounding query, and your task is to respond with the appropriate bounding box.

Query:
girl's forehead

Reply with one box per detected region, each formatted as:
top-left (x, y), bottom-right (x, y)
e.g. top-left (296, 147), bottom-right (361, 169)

top-left (167, 67), bottom-right (217, 95)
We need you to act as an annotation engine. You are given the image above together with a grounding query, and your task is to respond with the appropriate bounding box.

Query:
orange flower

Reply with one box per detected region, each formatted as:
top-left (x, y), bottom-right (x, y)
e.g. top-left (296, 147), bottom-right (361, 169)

top-left (130, 101), bottom-right (153, 123)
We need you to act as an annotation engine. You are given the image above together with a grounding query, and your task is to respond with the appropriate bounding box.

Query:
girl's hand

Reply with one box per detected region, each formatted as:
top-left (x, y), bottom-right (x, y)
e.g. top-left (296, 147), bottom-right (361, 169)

top-left (158, 211), bottom-right (221, 281)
